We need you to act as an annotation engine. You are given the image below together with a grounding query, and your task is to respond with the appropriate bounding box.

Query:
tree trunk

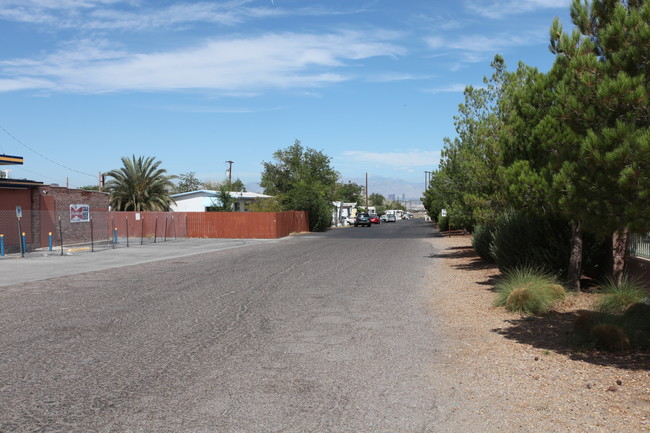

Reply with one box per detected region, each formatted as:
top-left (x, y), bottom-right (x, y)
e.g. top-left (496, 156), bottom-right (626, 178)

top-left (567, 220), bottom-right (583, 292)
top-left (612, 226), bottom-right (630, 286)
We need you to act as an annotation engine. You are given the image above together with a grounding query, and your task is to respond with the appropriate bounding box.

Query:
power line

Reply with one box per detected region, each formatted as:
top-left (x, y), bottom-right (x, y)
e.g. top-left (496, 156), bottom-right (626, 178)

top-left (0, 124), bottom-right (95, 178)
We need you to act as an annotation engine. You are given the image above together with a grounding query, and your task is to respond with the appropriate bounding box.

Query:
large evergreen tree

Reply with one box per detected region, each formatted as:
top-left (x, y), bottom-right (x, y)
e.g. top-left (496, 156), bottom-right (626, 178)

top-left (550, 0), bottom-right (650, 283)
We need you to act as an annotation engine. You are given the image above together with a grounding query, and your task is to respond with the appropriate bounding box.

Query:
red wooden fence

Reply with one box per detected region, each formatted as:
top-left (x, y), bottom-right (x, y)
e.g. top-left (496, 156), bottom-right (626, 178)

top-left (186, 211), bottom-right (308, 239)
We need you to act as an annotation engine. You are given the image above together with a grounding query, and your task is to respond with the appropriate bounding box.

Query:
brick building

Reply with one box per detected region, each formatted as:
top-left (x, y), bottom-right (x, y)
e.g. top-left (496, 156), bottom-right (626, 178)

top-left (0, 154), bottom-right (109, 252)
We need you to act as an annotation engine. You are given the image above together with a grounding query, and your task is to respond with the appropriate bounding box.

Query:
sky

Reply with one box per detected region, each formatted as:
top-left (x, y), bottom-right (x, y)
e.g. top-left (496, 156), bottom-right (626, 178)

top-left (0, 0), bottom-right (573, 200)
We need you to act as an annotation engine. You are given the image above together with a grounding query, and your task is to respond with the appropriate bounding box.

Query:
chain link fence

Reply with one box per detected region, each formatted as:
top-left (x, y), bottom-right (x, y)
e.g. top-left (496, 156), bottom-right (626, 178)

top-left (0, 210), bottom-right (187, 258)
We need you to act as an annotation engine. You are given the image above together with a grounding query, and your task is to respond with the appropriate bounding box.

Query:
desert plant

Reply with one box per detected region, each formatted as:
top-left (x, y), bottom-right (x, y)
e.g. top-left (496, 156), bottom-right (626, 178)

top-left (471, 223), bottom-right (494, 261)
top-left (589, 323), bottom-right (632, 352)
top-left (596, 275), bottom-right (648, 314)
top-left (494, 267), bottom-right (561, 315)
top-left (620, 303), bottom-right (650, 349)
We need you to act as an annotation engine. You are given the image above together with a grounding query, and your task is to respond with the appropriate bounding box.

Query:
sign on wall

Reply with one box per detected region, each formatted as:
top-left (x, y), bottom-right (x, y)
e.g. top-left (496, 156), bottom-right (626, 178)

top-left (70, 204), bottom-right (90, 223)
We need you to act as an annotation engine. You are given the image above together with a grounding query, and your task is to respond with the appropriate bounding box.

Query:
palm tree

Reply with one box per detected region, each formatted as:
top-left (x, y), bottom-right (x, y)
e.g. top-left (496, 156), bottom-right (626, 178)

top-left (105, 155), bottom-right (176, 211)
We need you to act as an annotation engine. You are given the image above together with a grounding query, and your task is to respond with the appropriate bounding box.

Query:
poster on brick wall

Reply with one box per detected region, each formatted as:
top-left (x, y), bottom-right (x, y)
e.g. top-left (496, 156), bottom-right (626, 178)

top-left (70, 204), bottom-right (90, 223)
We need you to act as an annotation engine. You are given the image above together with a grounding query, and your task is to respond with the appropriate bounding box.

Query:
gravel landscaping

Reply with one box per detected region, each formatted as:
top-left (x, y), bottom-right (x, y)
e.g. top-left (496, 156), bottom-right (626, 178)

top-left (429, 232), bottom-right (649, 432)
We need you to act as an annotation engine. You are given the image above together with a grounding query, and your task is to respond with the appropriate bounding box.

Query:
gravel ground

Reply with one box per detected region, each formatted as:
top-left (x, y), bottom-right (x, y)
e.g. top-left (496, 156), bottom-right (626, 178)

top-left (428, 232), bottom-right (650, 433)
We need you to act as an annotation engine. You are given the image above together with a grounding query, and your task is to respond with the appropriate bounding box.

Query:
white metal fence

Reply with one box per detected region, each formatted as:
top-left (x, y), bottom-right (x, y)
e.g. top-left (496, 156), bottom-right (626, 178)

top-left (630, 232), bottom-right (650, 259)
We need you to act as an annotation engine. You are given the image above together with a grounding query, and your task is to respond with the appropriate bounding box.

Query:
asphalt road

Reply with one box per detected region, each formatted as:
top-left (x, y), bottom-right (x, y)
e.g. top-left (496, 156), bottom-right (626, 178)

top-left (0, 219), bottom-right (453, 432)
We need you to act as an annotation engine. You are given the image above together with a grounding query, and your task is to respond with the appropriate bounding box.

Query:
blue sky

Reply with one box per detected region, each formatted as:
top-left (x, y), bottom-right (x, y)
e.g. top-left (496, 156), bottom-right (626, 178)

top-left (0, 0), bottom-right (572, 199)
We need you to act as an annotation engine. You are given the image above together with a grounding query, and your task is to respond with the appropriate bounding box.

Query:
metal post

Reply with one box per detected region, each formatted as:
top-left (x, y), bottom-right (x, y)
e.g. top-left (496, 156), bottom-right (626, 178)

top-left (59, 217), bottom-right (64, 256)
top-left (126, 217), bottom-right (129, 248)
top-left (21, 232), bottom-right (26, 256)
top-left (140, 217), bottom-right (144, 245)
top-left (113, 227), bottom-right (118, 245)
top-left (90, 217), bottom-right (94, 252)
top-left (17, 217), bottom-right (23, 257)
top-left (0, 234), bottom-right (4, 256)
top-left (48, 232), bottom-right (52, 251)
top-left (154, 217), bottom-right (158, 243)
top-left (164, 217), bottom-right (168, 242)
top-left (172, 214), bottom-right (177, 240)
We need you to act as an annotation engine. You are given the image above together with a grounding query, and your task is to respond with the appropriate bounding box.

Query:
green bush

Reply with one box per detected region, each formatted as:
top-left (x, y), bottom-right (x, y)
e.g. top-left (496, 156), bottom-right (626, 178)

top-left (596, 275), bottom-right (648, 314)
top-left (489, 211), bottom-right (571, 276)
top-left (494, 267), bottom-right (564, 315)
top-left (471, 223), bottom-right (494, 261)
top-left (438, 214), bottom-right (449, 231)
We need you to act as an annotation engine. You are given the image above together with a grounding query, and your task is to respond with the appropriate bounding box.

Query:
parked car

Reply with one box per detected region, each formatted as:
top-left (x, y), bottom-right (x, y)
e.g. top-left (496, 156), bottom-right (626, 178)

top-left (386, 214), bottom-right (397, 222)
top-left (380, 214), bottom-right (388, 222)
top-left (369, 214), bottom-right (380, 224)
top-left (354, 212), bottom-right (372, 227)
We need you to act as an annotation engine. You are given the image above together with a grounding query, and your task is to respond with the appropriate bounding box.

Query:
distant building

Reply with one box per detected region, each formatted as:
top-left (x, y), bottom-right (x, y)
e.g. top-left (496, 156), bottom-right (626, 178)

top-left (387, 194), bottom-right (396, 202)
top-left (170, 190), bottom-right (272, 212)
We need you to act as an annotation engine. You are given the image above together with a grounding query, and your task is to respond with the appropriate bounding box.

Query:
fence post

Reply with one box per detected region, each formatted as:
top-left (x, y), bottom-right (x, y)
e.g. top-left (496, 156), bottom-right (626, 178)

top-left (154, 217), bottom-right (158, 243)
top-left (172, 214), bottom-right (177, 240)
top-left (164, 217), bottom-right (168, 242)
top-left (126, 216), bottom-right (130, 247)
top-left (0, 234), bottom-right (4, 256)
top-left (140, 216), bottom-right (144, 245)
top-left (90, 217), bottom-right (94, 252)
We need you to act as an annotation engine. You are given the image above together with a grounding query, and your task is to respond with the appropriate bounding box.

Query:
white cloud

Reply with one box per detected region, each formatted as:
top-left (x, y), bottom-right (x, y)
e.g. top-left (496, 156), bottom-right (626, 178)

top-left (464, 0), bottom-right (570, 19)
top-left (423, 83), bottom-right (468, 94)
top-left (341, 150), bottom-right (440, 169)
top-left (424, 28), bottom-right (547, 64)
top-left (0, 1), bottom-right (361, 31)
top-left (369, 72), bottom-right (430, 83)
top-left (0, 32), bottom-right (405, 93)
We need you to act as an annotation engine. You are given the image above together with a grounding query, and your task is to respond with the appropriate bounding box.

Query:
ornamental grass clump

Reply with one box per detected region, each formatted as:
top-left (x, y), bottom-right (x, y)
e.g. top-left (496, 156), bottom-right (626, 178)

top-left (595, 275), bottom-right (648, 314)
top-left (494, 267), bottom-right (563, 315)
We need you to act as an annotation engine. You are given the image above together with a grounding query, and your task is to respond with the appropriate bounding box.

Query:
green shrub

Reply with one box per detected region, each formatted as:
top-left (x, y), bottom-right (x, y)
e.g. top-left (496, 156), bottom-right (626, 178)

top-left (494, 267), bottom-right (562, 315)
top-left (438, 214), bottom-right (449, 231)
top-left (489, 211), bottom-right (571, 276)
top-left (596, 275), bottom-right (648, 314)
top-left (471, 223), bottom-right (494, 261)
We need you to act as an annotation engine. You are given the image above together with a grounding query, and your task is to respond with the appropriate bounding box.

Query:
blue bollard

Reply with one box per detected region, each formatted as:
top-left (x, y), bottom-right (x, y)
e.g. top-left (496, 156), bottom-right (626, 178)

top-left (113, 227), bottom-right (118, 244)
top-left (48, 232), bottom-right (53, 251)
top-left (0, 234), bottom-right (4, 256)
top-left (21, 232), bottom-right (26, 254)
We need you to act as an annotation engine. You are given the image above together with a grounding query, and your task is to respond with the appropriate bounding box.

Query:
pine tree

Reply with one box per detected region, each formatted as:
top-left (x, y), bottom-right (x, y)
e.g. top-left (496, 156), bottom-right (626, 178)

top-left (550, 0), bottom-right (650, 284)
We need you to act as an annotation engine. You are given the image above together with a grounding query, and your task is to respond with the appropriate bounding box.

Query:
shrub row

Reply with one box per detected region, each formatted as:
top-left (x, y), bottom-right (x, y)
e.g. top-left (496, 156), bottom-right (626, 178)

top-left (471, 210), bottom-right (608, 280)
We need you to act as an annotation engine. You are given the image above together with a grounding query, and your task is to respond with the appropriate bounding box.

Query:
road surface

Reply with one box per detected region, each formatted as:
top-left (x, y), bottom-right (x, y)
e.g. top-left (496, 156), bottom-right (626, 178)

top-left (0, 219), bottom-right (457, 432)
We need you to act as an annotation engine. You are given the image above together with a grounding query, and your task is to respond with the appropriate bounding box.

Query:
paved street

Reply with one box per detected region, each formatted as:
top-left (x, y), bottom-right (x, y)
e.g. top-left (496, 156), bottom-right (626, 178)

top-left (0, 219), bottom-right (452, 432)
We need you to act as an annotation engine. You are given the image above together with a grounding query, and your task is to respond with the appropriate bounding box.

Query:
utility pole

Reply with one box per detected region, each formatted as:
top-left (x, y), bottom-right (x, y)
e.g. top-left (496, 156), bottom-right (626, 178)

top-left (424, 171), bottom-right (432, 191)
top-left (225, 160), bottom-right (233, 189)
top-left (365, 172), bottom-right (369, 211)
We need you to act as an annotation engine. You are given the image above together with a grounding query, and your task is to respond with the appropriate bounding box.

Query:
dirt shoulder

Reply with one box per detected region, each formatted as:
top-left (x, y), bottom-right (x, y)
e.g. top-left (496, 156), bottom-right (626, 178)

top-left (429, 232), bottom-right (649, 433)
